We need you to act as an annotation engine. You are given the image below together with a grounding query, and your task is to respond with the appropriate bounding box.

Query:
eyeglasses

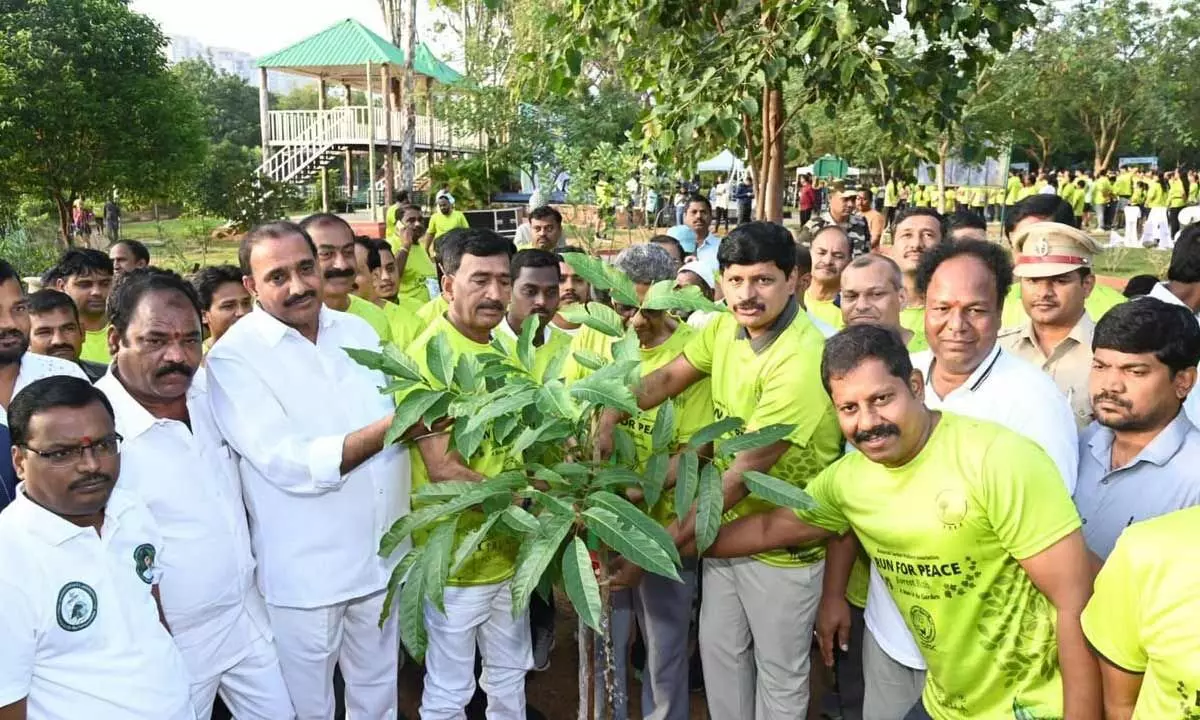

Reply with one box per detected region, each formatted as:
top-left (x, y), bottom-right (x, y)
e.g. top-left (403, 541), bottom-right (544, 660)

top-left (20, 433), bottom-right (123, 466)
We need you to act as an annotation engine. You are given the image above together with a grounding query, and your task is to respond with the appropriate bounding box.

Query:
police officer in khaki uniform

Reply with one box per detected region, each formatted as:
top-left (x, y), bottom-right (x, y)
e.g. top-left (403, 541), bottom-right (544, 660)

top-left (1000, 221), bottom-right (1101, 428)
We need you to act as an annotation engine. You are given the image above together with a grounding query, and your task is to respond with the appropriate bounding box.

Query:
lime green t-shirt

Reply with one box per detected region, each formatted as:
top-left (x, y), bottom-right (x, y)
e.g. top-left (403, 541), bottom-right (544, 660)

top-left (80, 326), bottom-right (111, 364)
top-left (534, 327), bottom-right (573, 382)
top-left (427, 209), bottom-right (469, 240)
top-left (1147, 183), bottom-right (1168, 209)
top-left (1017, 185), bottom-right (1038, 201)
top-left (900, 306), bottom-right (925, 337)
top-left (684, 307), bottom-right (843, 567)
top-left (1069, 186), bottom-right (1087, 216)
top-left (1082, 505), bottom-right (1200, 720)
top-left (803, 291), bottom-right (844, 331)
top-left (1168, 178), bottom-right (1186, 209)
top-left (562, 324), bottom-right (624, 385)
top-left (796, 413), bottom-right (1081, 719)
top-left (417, 295), bottom-right (449, 326)
top-left (1131, 187), bottom-right (1146, 206)
top-left (393, 241), bottom-right (438, 306)
top-left (1001, 282), bottom-right (1125, 329)
top-left (1112, 172), bottom-right (1132, 197)
top-left (1005, 177), bottom-right (1022, 205)
top-left (969, 187), bottom-right (987, 207)
top-left (884, 181), bottom-right (898, 208)
top-left (380, 298), bottom-right (425, 350)
top-left (405, 316), bottom-right (519, 586)
top-left (344, 294), bottom-right (391, 345)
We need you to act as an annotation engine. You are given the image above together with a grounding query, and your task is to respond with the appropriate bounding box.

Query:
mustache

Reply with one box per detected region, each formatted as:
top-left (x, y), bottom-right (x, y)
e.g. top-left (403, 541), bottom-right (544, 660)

top-left (476, 301), bottom-right (505, 313)
top-left (1092, 392), bottom-right (1131, 409)
top-left (69, 473), bottom-right (114, 491)
top-left (284, 290), bottom-right (317, 307)
top-left (853, 423), bottom-right (901, 445)
top-left (0, 329), bottom-right (24, 342)
top-left (735, 302), bottom-right (765, 312)
top-left (324, 268), bottom-right (355, 280)
top-left (47, 343), bottom-right (76, 355)
top-left (155, 362), bottom-right (195, 379)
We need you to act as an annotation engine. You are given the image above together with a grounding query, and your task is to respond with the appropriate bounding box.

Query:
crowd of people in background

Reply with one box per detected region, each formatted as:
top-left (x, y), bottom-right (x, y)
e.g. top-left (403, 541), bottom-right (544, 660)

top-left (2, 177), bottom-right (1200, 720)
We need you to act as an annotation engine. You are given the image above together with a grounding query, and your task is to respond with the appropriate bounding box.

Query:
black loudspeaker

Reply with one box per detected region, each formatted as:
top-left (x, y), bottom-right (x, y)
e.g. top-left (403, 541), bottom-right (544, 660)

top-left (463, 208), bottom-right (521, 240)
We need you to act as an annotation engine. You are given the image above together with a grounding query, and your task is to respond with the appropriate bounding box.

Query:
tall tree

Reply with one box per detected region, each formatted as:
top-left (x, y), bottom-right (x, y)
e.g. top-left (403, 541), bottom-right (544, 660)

top-left (0, 0), bottom-right (205, 243)
top-left (516, 0), bottom-right (1038, 222)
top-left (171, 59), bottom-right (261, 149)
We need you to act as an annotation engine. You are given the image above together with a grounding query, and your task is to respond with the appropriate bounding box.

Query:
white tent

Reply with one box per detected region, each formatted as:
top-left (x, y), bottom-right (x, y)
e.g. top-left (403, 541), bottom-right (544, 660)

top-left (697, 149), bottom-right (745, 174)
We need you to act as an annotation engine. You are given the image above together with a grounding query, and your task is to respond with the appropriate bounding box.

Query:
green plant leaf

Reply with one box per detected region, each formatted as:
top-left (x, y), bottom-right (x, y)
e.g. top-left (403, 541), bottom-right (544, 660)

top-left (559, 252), bottom-right (640, 307)
top-left (541, 341), bottom-right (571, 384)
top-left (560, 302), bottom-right (625, 337)
top-left (582, 506), bottom-right (680, 581)
top-left (695, 463), bottom-right (724, 553)
top-left (613, 426), bottom-right (637, 466)
top-left (743, 470), bottom-right (818, 511)
top-left (379, 484), bottom-right (509, 557)
top-left (536, 381), bottom-right (579, 421)
top-left (377, 546), bottom-right (421, 628)
top-left (450, 512), bottom-right (504, 577)
top-left (640, 280), bottom-right (724, 313)
top-left (397, 547), bottom-right (427, 660)
top-left (465, 387), bottom-right (538, 434)
top-left (641, 452), bottom-right (670, 507)
top-left (594, 467), bottom-right (641, 489)
top-left (650, 399), bottom-right (677, 452)
top-left (687, 416), bottom-right (746, 450)
top-left (414, 481), bottom-right (479, 501)
top-left (344, 346), bottom-right (422, 383)
top-left (453, 352), bottom-right (482, 393)
top-left (501, 504), bottom-right (541, 534)
top-left (517, 315), bottom-right (539, 372)
top-left (421, 391), bottom-right (455, 427)
top-left (518, 488), bottom-right (577, 517)
top-left (452, 415), bottom-right (486, 460)
top-left (570, 374), bottom-right (640, 416)
top-left (561, 536), bottom-right (603, 633)
top-left (717, 423), bottom-right (796, 457)
top-left (587, 491), bottom-right (681, 566)
top-left (610, 330), bottom-right (640, 363)
top-left (674, 451), bottom-right (699, 518)
top-left (551, 462), bottom-right (590, 481)
top-left (425, 332), bottom-right (455, 388)
top-left (571, 349), bottom-right (607, 371)
top-left (387, 389), bottom-right (447, 445)
top-left (510, 513), bottom-right (575, 615)
top-left (421, 518), bottom-right (458, 614)
top-left (533, 465), bottom-right (567, 487)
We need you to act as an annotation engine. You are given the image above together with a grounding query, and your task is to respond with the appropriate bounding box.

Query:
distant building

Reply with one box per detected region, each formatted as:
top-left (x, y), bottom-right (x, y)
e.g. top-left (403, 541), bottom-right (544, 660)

top-left (165, 34), bottom-right (312, 94)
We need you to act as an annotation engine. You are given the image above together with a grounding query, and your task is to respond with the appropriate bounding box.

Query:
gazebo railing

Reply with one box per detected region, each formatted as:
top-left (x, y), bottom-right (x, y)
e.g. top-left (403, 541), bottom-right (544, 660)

top-left (267, 107), bottom-right (484, 152)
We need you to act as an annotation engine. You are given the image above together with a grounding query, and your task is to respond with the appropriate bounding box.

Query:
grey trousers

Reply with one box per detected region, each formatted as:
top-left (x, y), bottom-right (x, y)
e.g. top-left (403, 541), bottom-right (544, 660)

top-left (699, 557), bottom-right (825, 720)
top-left (594, 562), bottom-right (698, 720)
top-left (862, 628), bottom-right (925, 720)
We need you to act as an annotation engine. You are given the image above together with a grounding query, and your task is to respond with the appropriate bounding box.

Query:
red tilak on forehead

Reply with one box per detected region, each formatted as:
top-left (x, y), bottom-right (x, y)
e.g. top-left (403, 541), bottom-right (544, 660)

top-left (81, 436), bottom-right (92, 445)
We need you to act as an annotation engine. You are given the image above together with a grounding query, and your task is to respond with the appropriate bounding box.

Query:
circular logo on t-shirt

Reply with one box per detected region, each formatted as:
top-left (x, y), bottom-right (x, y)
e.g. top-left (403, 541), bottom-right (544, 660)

top-left (134, 543), bottom-right (156, 584)
top-left (57, 582), bottom-right (98, 632)
top-left (909, 605), bottom-right (937, 648)
top-left (935, 489), bottom-right (968, 529)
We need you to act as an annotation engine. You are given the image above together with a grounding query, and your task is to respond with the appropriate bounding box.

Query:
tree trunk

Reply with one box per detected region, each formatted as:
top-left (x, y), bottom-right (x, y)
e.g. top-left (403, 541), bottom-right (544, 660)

top-left (936, 135), bottom-right (949, 214)
top-left (399, 0), bottom-right (417, 191)
top-left (762, 87), bottom-right (785, 223)
top-left (52, 192), bottom-right (72, 247)
top-left (756, 85), bottom-right (771, 222)
top-left (577, 615), bottom-right (591, 720)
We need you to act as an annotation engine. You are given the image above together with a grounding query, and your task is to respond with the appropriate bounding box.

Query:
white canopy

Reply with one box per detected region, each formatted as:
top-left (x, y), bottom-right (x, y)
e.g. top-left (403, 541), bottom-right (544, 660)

top-left (697, 149), bottom-right (745, 174)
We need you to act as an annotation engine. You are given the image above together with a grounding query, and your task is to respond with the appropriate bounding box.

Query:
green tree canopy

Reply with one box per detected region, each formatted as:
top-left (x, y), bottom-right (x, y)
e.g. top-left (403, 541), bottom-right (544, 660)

top-left (171, 59), bottom-right (261, 149)
top-left (0, 0), bottom-right (206, 242)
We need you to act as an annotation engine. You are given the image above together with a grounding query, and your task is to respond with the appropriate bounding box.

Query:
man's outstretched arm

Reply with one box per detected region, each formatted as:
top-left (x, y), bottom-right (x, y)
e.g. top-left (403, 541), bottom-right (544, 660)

top-left (706, 506), bottom-right (835, 559)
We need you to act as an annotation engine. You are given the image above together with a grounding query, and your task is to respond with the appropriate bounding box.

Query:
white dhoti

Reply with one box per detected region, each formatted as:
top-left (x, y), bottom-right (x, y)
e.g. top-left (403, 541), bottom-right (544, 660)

top-left (1123, 205), bottom-right (1142, 248)
top-left (1141, 206), bottom-right (1172, 249)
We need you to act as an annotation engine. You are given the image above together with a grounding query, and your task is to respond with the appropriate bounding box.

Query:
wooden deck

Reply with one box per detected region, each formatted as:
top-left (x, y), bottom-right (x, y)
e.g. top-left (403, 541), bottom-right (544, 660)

top-left (266, 107), bottom-right (484, 152)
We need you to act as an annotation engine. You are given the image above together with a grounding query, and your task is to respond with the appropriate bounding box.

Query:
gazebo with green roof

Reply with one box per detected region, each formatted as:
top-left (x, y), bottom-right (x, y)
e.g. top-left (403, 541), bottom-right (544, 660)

top-left (255, 18), bottom-right (481, 219)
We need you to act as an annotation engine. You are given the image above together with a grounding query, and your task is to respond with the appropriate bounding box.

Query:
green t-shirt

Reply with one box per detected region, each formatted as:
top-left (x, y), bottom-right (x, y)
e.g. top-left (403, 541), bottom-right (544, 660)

top-left (1069, 186), bottom-right (1087, 216)
top-left (1112, 172), bottom-right (1133, 197)
top-left (562, 324), bottom-right (624, 385)
top-left (1001, 283), bottom-right (1124, 330)
top-left (803, 291), bottom-right (845, 331)
top-left (683, 308), bottom-right (843, 567)
top-left (345, 294), bottom-right (392, 345)
top-left (417, 295), bottom-right (449, 326)
top-left (404, 315), bottom-right (519, 586)
top-left (1005, 177), bottom-right (1022, 205)
top-left (393, 241), bottom-right (439, 306)
top-left (884, 181), bottom-right (898, 207)
top-left (1017, 185), bottom-right (1038, 201)
top-left (797, 413), bottom-right (1080, 719)
top-left (899, 306), bottom-right (925, 336)
top-left (80, 326), bottom-right (111, 364)
top-left (534, 327), bottom-right (573, 382)
top-left (1083, 505), bottom-right (1200, 720)
top-left (427, 209), bottom-right (469, 239)
top-left (1168, 178), bottom-right (1186, 208)
top-left (380, 298), bottom-right (425, 350)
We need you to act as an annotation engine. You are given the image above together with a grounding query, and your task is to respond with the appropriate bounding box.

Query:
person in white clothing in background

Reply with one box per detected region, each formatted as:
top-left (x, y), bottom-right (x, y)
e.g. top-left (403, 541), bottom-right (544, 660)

top-left (206, 221), bottom-right (418, 720)
top-left (818, 240), bottom-right (1078, 719)
top-left (95, 268), bottom-right (294, 719)
top-left (0, 377), bottom-right (194, 720)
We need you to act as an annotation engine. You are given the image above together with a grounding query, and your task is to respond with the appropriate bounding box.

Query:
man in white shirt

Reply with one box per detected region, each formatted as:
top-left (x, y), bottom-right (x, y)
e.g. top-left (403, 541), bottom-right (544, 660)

top-left (206, 221), bottom-right (414, 719)
top-left (0, 261), bottom-right (88, 512)
top-left (683, 194), bottom-right (721, 280)
top-left (95, 268), bottom-right (294, 719)
top-left (818, 240), bottom-right (1078, 719)
top-left (1147, 225), bottom-right (1200, 424)
top-left (0, 376), bottom-right (194, 720)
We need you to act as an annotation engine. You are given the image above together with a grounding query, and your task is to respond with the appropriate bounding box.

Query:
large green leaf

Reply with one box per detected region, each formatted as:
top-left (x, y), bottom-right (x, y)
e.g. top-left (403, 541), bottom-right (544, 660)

top-left (425, 332), bottom-right (455, 388)
top-left (379, 484), bottom-right (509, 557)
top-left (492, 412), bottom-right (522, 446)
top-left (587, 491), bottom-right (681, 566)
top-left (561, 537), bottom-right (603, 633)
top-left (453, 352), bottom-right (483, 393)
top-left (517, 315), bottom-right (539, 373)
top-left (414, 481), bottom-right (479, 501)
top-left (560, 252), bottom-right (640, 307)
top-left (536, 381), bottom-right (580, 421)
top-left (612, 426), bottom-right (637, 466)
top-left (386, 388), bottom-right (447, 445)
top-left (421, 391), bottom-right (455, 428)
top-left (510, 513), bottom-right (575, 615)
top-left (687, 416), bottom-right (746, 450)
top-left (640, 280), bottom-right (724, 313)
top-left (695, 463), bottom-right (724, 553)
top-left (743, 471), bottom-right (818, 511)
top-left (421, 519), bottom-right (458, 614)
top-left (465, 387), bottom-right (539, 434)
top-left (344, 346), bottom-right (422, 383)
top-left (377, 547), bottom-right (421, 628)
top-left (642, 452), bottom-right (669, 507)
top-left (570, 374), bottom-right (640, 416)
top-left (674, 451), bottom-right (700, 518)
top-left (551, 462), bottom-right (590, 481)
top-left (450, 512), bottom-right (504, 577)
top-left (397, 547), bottom-right (428, 660)
top-left (717, 423), bottom-right (796, 457)
top-left (451, 415), bottom-right (486, 460)
top-left (582, 506), bottom-right (680, 581)
top-left (518, 488), bottom-right (577, 517)
top-left (500, 504), bottom-right (541, 534)
top-left (593, 467), bottom-right (641, 490)
top-left (541, 341), bottom-right (572, 383)
top-left (570, 349), bottom-right (606, 371)
top-left (560, 302), bottom-right (625, 337)
top-left (650, 400), bottom-right (676, 452)
top-left (610, 331), bottom-right (640, 363)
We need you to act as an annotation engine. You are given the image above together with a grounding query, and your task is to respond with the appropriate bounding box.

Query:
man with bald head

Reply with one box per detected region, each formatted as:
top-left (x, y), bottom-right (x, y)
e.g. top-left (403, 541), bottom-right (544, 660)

top-left (840, 254), bottom-right (927, 351)
top-left (206, 221), bottom-right (421, 719)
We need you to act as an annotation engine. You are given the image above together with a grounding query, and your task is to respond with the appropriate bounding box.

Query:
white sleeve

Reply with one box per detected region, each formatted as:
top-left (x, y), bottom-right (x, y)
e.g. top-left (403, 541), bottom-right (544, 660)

top-left (206, 353), bottom-right (348, 496)
top-left (1023, 385), bottom-right (1080, 495)
top-left (0, 577), bottom-right (35, 707)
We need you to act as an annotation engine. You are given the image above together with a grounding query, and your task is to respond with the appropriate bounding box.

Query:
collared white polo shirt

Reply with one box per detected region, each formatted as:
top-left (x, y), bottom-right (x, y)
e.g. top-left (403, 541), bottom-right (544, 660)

top-left (206, 305), bottom-right (410, 609)
top-left (0, 487), bottom-right (194, 719)
top-left (96, 367), bottom-right (269, 682)
top-left (0, 353), bottom-right (88, 425)
top-left (864, 344), bottom-right (1080, 669)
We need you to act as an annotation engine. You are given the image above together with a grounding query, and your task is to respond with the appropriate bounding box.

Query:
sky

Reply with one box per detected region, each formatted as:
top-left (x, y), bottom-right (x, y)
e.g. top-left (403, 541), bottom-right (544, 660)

top-left (129, 0), bottom-right (454, 60)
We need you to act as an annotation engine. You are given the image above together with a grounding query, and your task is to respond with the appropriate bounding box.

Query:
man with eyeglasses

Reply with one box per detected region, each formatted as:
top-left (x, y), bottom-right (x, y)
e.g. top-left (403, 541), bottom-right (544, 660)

top-left (0, 261), bottom-right (88, 513)
top-left (0, 376), bottom-right (195, 719)
top-left (95, 269), bottom-right (294, 720)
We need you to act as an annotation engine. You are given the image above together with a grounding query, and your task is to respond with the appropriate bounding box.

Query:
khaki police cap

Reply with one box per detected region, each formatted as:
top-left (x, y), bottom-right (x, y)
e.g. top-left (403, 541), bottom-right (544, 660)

top-left (1011, 221), bottom-right (1101, 278)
